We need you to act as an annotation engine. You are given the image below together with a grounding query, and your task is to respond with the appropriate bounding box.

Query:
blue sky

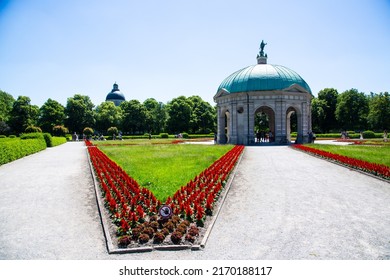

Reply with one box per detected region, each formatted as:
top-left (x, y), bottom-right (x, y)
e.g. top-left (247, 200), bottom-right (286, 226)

top-left (1, 0), bottom-right (389, 107)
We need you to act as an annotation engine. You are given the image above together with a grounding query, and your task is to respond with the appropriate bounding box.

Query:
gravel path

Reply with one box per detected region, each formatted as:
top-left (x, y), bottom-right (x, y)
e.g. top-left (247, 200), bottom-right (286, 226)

top-left (0, 143), bottom-right (389, 259)
top-left (0, 142), bottom-right (107, 259)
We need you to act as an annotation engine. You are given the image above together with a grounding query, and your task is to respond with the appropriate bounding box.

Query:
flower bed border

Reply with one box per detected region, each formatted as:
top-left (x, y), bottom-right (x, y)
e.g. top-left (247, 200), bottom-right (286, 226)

top-left (85, 141), bottom-right (245, 254)
top-left (291, 144), bottom-right (390, 182)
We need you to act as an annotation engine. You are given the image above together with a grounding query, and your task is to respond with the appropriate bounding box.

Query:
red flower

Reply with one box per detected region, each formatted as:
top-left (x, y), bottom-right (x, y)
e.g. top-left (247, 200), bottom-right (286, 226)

top-left (86, 140), bottom-right (245, 237)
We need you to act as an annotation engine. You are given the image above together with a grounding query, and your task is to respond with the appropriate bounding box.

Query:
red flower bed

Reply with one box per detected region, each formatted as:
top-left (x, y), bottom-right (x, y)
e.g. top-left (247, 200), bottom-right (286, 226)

top-left (85, 140), bottom-right (244, 246)
top-left (293, 144), bottom-right (390, 180)
top-left (167, 145), bottom-right (244, 226)
top-left (335, 139), bottom-right (363, 145)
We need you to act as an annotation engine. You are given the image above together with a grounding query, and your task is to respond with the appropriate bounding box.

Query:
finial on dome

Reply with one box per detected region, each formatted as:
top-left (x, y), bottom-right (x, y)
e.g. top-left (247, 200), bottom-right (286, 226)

top-left (113, 82), bottom-right (119, 91)
top-left (257, 40), bottom-right (268, 64)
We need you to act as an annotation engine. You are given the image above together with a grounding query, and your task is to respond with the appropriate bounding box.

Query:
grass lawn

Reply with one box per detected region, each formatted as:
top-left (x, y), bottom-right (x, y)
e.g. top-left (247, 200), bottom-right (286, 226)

top-left (308, 144), bottom-right (390, 167)
top-left (97, 143), bottom-right (233, 201)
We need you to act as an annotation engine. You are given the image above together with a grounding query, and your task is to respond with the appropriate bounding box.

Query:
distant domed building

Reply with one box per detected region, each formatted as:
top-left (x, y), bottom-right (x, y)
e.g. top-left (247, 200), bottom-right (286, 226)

top-left (106, 82), bottom-right (125, 106)
top-left (214, 41), bottom-right (313, 145)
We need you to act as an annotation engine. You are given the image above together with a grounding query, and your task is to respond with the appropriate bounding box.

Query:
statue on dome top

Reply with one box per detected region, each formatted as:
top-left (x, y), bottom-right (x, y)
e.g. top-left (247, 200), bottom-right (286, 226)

top-left (259, 40), bottom-right (267, 57)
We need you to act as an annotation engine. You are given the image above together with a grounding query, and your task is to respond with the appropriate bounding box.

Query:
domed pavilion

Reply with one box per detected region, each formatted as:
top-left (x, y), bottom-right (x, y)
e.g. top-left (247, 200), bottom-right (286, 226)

top-left (214, 41), bottom-right (313, 145)
top-left (106, 82), bottom-right (126, 106)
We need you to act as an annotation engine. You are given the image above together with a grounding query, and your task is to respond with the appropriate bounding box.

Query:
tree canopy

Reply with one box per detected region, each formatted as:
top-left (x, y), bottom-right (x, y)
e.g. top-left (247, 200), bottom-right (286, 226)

top-left (367, 92), bottom-right (390, 130)
top-left (95, 101), bottom-right (122, 134)
top-left (65, 94), bottom-right (95, 134)
top-left (8, 96), bottom-right (39, 134)
top-left (121, 100), bottom-right (148, 134)
top-left (0, 86), bottom-right (388, 137)
top-left (38, 98), bottom-right (66, 133)
top-left (0, 90), bottom-right (15, 122)
top-left (335, 89), bottom-right (369, 131)
top-left (166, 96), bottom-right (193, 134)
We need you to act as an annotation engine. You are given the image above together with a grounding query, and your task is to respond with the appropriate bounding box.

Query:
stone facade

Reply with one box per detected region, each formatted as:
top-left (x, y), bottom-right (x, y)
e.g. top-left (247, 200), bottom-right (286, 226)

top-left (214, 43), bottom-right (312, 145)
top-left (215, 86), bottom-right (312, 145)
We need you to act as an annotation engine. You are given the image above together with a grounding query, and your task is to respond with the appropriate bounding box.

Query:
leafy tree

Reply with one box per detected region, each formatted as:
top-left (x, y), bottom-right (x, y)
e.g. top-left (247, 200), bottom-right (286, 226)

top-left (8, 96), bottom-right (39, 134)
top-left (120, 100), bottom-right (148, 134)
top-left (95, 101), bottom-right (122, 134)
top-left (65, 94), bottom-right (95, 134)
top-left (52, 125), bottom-right (69, 137)
top-left (0, 121), bottom-right (10, 135)
top-left (311, 98), bottom-right (327, 133)
top-left (107, 126), bottom-right (119, 137)
top-left (166, 96), bottom-right (192, 134)
top-left (335, 89), bottom-right (369, 131)
top-left (38, 98), bottom-right (66, 133)
top-left (0, 90), bottom-right (15, 122)
top-left (143, 98), bottom-right (167, 134)
top-left (367, 92), bottom-right (390, 130)
top-left (317, 88), bottom-right (339, 132)
top-left (25, 125), bottom-right (42, 133)
top-left (188, 95), bottom-right (216, 134)
top-left (83, 127), bottom-right (94, 138)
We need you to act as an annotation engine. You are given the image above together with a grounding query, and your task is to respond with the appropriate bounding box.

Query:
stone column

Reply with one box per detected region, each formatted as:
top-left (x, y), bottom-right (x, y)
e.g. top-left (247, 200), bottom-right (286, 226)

top-left (217, 106), bottom-right (226, 144)
top-left (301, 101), bottom-right (309, 143)
top-left (229, 102), bottom-right (238, 144)
top-left (246, 100), bottom-right (255, 145)
top-left (274, 99), bottom-right (287, 143)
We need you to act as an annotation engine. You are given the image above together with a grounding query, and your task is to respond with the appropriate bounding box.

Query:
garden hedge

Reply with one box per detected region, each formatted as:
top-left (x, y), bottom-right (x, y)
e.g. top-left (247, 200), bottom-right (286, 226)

top-left (0, 137), bottom-right (47, 165)
top-left (290, 132), bottom-right (383, 139)
top-left (108, 133), bottom-right (214, 140)
top-left (0, 133), bottom-right (67, 165)
top-left (51, 136), bottom-right (67, 147)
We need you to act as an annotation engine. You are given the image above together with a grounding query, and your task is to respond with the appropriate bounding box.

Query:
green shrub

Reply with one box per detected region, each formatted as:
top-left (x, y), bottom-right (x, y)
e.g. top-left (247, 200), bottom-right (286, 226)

top-left (0, 135), bottom-right (6, 138)
top-left (311, 133), bottom-right (339, 138)
top-left (362, 130), bottom-right (376, 139)
top-left (160, 133), bottom-right (169, 138)
top-left (188, 133), bottom-right (214, 139)
top-left (83, 127), bottom-right (94, 138)
top-left (51, 136), bottom-right (67, 147)
top-left (52, 125), bottom-right (69, 137)
top-left (43, 133), bottom-right (53, 147)
top-left (0, 138), bottom-right (46, 165)
top-left (181, 132), bottom-right (189, 139)
top-left (107, 127), bottom-right (119, 136)
top-left (314, 133), bottom-right (360, 138)
top-left (8, 135), bottom-right (17, 138)
top-left (25, 125), bottom-right (42, 133)
top-left (20, 132), bottom-right (44, 140)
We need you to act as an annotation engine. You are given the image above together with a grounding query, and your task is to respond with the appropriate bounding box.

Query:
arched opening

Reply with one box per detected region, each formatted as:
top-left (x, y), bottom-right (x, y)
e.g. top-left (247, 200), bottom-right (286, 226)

top-left (254, 106), bottom-right (275, 143)
top-left (286, 107), bottom-right (301, 143)
top-left (218, 110), bottom-right (230, 144)
top-left (225, 111), bottom-right (230, 143)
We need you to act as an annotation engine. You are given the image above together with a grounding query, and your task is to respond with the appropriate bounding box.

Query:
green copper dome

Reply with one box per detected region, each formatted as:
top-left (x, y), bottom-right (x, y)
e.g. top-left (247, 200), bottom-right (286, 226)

top-left (217, 64), bottom-right (312, 95)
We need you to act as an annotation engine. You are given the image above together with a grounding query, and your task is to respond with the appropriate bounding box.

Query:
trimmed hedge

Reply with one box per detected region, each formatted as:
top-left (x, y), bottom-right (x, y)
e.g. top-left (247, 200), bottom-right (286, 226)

top-left (0, 137), bottom-right (46, 165)
top-left (117, 133), bottom-right (214, 140)
top-left (43, 133), bottom-right (53, 147)
top-left (51, 136), bottom-right (67, 147)
top-left (290, 132), bottom-right (383, 139)
top-left (0, 133), bottom-right (68, 165)
top-left (20, 132), bottom-right (44, 140)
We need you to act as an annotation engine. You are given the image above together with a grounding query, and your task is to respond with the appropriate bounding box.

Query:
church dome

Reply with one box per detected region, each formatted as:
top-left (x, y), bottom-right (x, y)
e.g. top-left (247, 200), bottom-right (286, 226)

top-left (216, 41), bottom-right (311, 96)
top-left (106, 82), bottom-right (125, 106)
top-left (217, 64), bottom-right (312, 95)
